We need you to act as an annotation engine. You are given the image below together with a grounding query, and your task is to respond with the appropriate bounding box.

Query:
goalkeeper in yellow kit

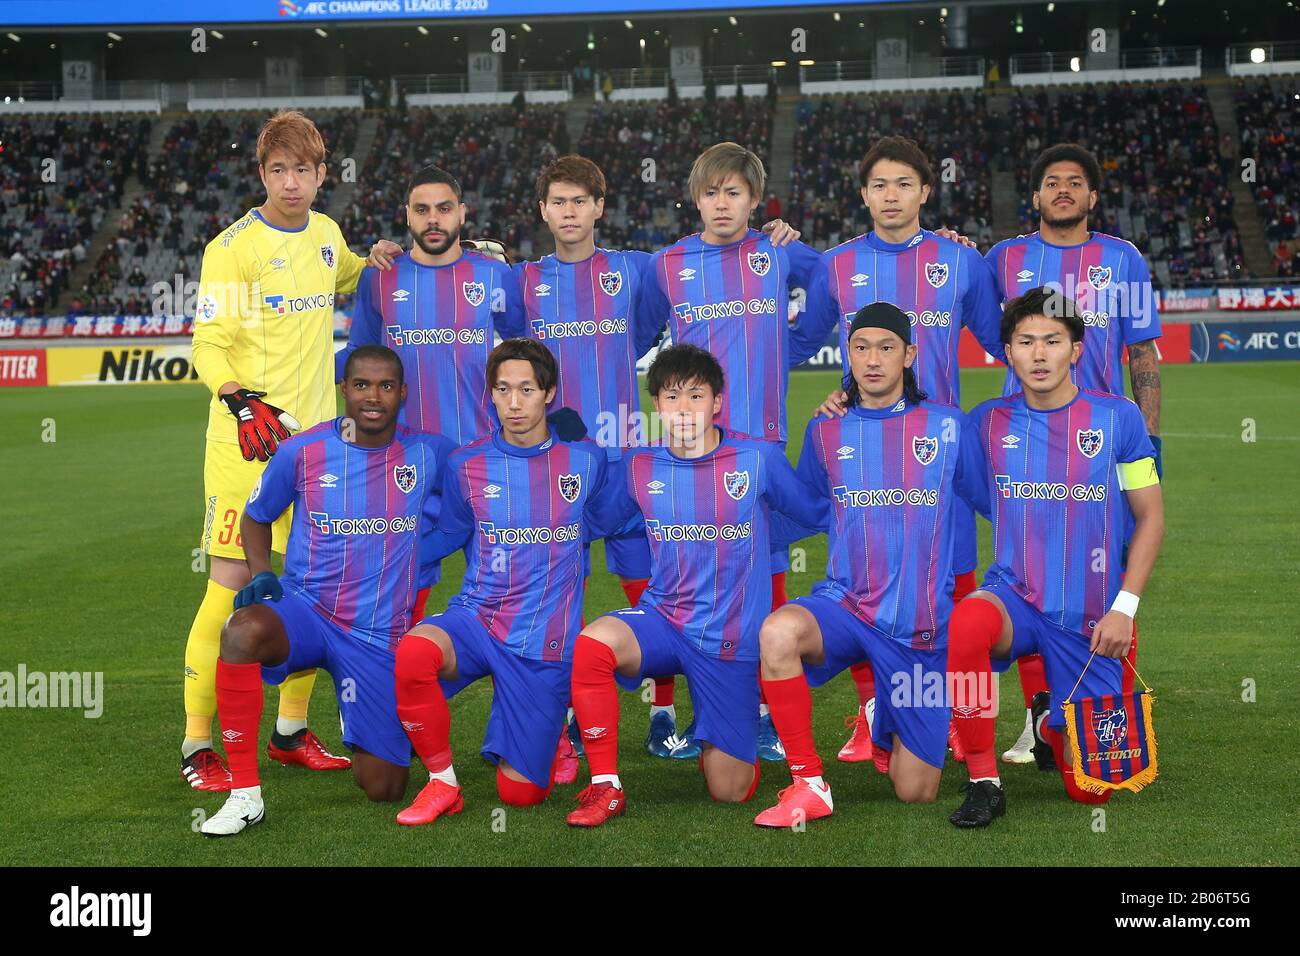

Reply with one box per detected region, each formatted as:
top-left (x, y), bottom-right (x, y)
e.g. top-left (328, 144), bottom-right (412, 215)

top-left (181, 110), bottom-right (399, 790)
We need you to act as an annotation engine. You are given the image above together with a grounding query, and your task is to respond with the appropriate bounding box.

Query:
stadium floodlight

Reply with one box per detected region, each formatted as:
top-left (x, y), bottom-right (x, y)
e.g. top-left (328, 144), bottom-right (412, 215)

top-left (107, 31), bottom-right (123, 41)
top-left (1250, 47), bottom-right (1266, 63)
top-left (6, 33), bottom-right (19, 42)
top-left (211, 30), bottom-right (223, 39)
top-left (941, 7), bottom-right (948, 15)
top-left (624, 19), bottom-right (633, 29)
top-left (315, 28), bottom-right (328, 37)
top-left (1047, 2), bottom-right (1055, 11)
top-left (770, 59), bottom-right (788, 66)
top-left (799, 59), bottom-right (815, 66)
top-left (521, 23), bottom-right (532, 32)
top-left (833, 11), bottom-right (841, 21)
top-left (1069, 56), bottom-right (1081, 71)
top-left (418, 25), bottom-right (428, 35)
top-left (728, 16), bottom-right (737, 25)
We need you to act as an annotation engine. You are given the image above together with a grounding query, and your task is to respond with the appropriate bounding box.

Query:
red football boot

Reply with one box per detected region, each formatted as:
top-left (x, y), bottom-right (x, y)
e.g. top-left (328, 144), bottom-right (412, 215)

top-left (947, 721), bottom-right (968, 764)
top-left (396, 779), bottom-right (464, 826)
top-left (566, 782), bottom-right (627, 827)
top-left (180, 747), bottom-right (233, 792)
top-left (267, 729), bottom-right (351, 771)
top-left (554, 732), bottom-right (580, 786)
top-left (754, 777), bottom-right (834, 828)
top-left (836, 700), bottom-right (875, 763)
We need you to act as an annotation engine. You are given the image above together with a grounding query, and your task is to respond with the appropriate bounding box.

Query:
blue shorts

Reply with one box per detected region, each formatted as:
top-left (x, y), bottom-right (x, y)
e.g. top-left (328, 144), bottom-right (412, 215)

top-left (796, 594), bottom-right (950, 770)
top-left (609, 605), bottom-right (759, 764)
top-left (953, 501), bottom-right (977, 576)
top-left (429, 605), bottom-right (570, 790)
top-left (604, 531), bottom-right (652, 579)
top-left (261, 588), bottom-right (409, 767)
top-left (983, 581), bottom-right (1123, 730)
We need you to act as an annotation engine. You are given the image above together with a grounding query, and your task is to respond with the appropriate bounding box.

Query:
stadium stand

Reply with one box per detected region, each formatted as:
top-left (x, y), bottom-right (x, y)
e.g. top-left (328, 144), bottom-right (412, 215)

top-left (1233, 76), bottom-right (1300, 280)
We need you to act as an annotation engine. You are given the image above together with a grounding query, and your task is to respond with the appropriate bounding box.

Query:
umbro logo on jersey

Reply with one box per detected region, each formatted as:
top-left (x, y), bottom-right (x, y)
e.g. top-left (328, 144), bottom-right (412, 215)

top-left (1016, 269), bottom-right (1035, 282)
top-left (647, 479), bottom-right (666, 495)
top-left (483, 483), bottom-right (502, 500)
top-left (269, 257), bottom-right (287, 270)
top-left (892, 399), bottom-right (906, 412)
top-left (391, 289), bottom-right (410, 302)
top-left (908, 233), bottom-right (925, 248)
top-left (677, 268), bottom-right (697, 280)
top-left (318, 473), bottom-right (339, 489)
top-left (534, 283), bottom-right (552, 297)
top-left (1001, 435), bottom-right (1021, 449)
top-left (836, 445), bottom-right (855, 460)
top-left (850, 273), bottom-right (869, 287)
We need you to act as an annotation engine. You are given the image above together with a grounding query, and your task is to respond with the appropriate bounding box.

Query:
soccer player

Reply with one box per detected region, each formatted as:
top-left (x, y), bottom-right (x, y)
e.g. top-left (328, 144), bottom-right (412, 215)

top-left (198, 345), bottom-right (455, 836)
top-left (565, 344), bottom-right (828, 827)
top-left (182, 110), bottom-right (398, 791)
top-left (986, 143), bottom-right (1163, 765)
top-left (803, 135), bottom-right (1004, 763)
top-left (391, 339), bottom-right (633, 824)
top-left (753, 304), bottom-right (985, 826)
top-left (635, 141), bottom-right (826, 759)
top-left (339, 164), bottom-right (527, 624)
top-left (947, 287), bottom-right (1163, 827)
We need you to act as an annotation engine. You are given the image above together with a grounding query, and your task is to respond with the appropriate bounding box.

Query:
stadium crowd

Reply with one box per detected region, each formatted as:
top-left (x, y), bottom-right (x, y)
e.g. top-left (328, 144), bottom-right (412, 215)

top-left (1233, 76), bottom-right (1300, 280)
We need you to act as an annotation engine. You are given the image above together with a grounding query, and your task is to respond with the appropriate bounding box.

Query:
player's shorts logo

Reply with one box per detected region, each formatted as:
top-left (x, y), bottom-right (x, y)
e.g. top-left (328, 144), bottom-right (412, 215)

top-left (394, 464), bottom-right (417, 494)
top-left (1076, 428), bottom-right (1104, 458)
top-left (320, 244), bottom-right (335, 269)
top-left (747, 251), bottom-right (771, 277)
top-left (925, 262), bottom-right (949, 288)
top-left (1087, 265), bottom-right (1112, 290)
top-left (559, 473), bottom-right (581, 503)
top-left (462, 281), bottom-right (486, 307)
top-left (1092, 707), bottom-right (1127, 746)
top-left (724, 469), bottom-right (750, 500)
top-left (599, 271), bottom-right (622, 296)
top-left (912, 435), bottom-right (938, 466)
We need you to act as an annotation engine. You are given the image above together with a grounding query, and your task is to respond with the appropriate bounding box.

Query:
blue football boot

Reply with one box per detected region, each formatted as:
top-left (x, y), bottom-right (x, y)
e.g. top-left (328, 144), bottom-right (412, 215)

top-left (757, 711), bottom-right (786, 762)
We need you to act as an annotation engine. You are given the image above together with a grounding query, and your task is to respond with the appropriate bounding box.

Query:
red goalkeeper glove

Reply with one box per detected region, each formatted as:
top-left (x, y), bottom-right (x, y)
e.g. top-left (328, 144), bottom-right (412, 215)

top-left (220, 388), bottom-right (301, 462)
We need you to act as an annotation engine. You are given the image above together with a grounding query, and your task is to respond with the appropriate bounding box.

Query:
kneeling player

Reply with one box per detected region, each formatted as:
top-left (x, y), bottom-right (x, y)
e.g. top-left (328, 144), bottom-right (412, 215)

top-left (754, 304), bottom-right (985, 826)
top-left (566, 344), bottom-right (826, 827)
top-left (948, 287), bottom-right (1164, 827)
top-left (200, 346), bottom-right (454, 836)
top-left (392, 339), bottom-right (632, 824)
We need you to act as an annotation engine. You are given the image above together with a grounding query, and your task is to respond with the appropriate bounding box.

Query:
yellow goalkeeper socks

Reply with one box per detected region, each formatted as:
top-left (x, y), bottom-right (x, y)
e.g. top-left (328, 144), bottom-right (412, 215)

top-left (183, 578), bottom-right (237, 754)
top-left (277, 668), bottom-right (317, 733)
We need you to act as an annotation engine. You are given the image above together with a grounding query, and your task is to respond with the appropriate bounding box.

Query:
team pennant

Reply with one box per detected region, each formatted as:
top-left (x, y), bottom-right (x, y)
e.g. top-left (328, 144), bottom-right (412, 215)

top-left (1063, 674), bottom-right (1158, 795)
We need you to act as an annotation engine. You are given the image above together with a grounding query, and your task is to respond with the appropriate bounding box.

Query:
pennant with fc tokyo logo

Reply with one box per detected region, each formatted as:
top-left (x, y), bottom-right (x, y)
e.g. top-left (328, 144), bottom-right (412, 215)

top-left (1063, 686), bottom-right (1158, 795)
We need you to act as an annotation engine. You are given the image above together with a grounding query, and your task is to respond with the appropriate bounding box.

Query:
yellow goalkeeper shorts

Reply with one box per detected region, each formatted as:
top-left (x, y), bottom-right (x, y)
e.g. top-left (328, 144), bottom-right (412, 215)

top-left (201, 439), bottom-right (291, 560)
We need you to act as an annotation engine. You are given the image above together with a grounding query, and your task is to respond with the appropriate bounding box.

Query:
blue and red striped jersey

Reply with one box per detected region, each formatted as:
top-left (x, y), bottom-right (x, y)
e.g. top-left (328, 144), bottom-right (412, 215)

top-left (245, 418), bottom-right (455, 648)
top-left (424, 429), bottom-right (631, 662)
top-left (796, 400), bottom-right (984, 650)
top-left (621, 430), bottom-right (826, 661)
top-left (986, 231), bottom-right (1159, 398)
top-left (340, 250), bottom-right (526, 445)
top-left (517, 248), bottom-right (660, 455)
top-left (802, 229), bottom-right (1003, 407)
top-left (636, 230), bottom-right (824, 442)
top-left (965, 389), bottom-right (1156, 637)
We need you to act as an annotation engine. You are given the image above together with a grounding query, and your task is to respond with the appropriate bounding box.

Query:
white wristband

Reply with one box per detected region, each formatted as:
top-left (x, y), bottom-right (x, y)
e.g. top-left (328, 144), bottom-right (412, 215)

top-left (1111, 590), bottom-right (1140, 618)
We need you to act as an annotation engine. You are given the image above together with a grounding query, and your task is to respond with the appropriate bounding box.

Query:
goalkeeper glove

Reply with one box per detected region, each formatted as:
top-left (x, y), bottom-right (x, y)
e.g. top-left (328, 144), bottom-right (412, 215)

top-left (234, 571), bottom-right (283, 610)
top-left (547, 407), bottom-right (588, 441)
top-left (220, 388), bottom-right (301, 462)
top-left (1149, 435), bottom-right (1163, 480)
top-left (463, 237), bottom-right (512, 265)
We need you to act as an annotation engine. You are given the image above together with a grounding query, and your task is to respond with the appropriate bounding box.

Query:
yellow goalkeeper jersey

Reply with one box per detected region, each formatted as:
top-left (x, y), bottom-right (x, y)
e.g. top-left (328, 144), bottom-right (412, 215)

top-left (192, 208), bottom-right (365, 445)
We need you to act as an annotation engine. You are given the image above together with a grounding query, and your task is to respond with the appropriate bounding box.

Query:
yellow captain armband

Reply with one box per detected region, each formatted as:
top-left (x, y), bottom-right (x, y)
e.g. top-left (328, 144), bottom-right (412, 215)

top-left (1117, 457), bottom-right (1160, 491)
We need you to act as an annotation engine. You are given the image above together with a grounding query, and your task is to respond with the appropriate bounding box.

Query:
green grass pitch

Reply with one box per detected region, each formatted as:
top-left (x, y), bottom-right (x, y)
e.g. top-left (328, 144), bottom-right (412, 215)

top-left (1, 363), bottom-right (1297, 866)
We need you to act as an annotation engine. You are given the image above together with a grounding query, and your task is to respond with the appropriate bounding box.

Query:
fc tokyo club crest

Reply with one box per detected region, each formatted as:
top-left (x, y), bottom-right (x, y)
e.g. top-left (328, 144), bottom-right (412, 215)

top-left (724, 470), bottom-right (750, 501)
top-left (599, 271), bottom-right (622, 296)
top-left (462, 281), bottom-right (486, 307)
top-left (320, 244), bottom-right (335, 269)
top-left (393, 464), bottom-right (417, 494)
top-left (924, 261), bottom-right (949, 288)
top-left (558, 473), bottom-right (581, 504)
top-left (746, 251), bottom-right (771, 277)
top-left (1087, 265), bottom-right (1112, 290)
top-left (1092, 707), bottom-right (1128, 747)
top-left (912, 435), bottom-right (938, 466)
top-left (1076, 428), bottom-right (1104, 458)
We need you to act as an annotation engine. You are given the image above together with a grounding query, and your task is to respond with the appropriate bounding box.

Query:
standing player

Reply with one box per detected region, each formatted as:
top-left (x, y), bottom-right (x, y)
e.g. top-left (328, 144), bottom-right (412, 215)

top-left (754, 303), bottom-right (985, 825)
top-left (339, 164), bottom-right (526, 623)
top-left (987, 143), bottom-right (1162, 765)
top-left (391, 339), bottom-right (634, 823)
top-left (803, 135), bottom-right (1004, 763)
top-left (635, 141), bottom-right (826, 759)
top-left (948, 287), bottom-right (1163, 827)
top-left (198, 345), bottom-right (454, 836)
top-left (182, 110), bottom-right (397, 791)
top-left (566, 344), bottom-right (828, 827)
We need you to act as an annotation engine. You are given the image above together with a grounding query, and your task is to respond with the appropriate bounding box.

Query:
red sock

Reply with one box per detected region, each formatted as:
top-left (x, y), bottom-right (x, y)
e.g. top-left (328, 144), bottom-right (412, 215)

top-left (497, 766), bottom-right (552, 806)
top-left (620, 577), bottom-right (649, 607)
top-left (653, 675), bottom-right (675, 707)
top-left (742, 759), bottom-right (761, 802)
top-left (761, 674), bottom-right (823, 780)
top-left (849, 661), bottom-right (875, 706)
top-left (946, 597), bottom-right (1003, 772)
top-left (1018, 653), bottom-right (1048, 710)
top-left (215, 659), bottom-right (264, 790)
top-left (572, 635), bottom-right (620, 779)
top-left (1042, 723), bottom-right (1111, 805)
top-left (394, 635), bottom-right (452, 772)
top-left (410, 586), bottom-right (432, 627)
top-left (770, 572), bottom-right (788, 611)
top-left (951, 569), bottom-right (977, 603)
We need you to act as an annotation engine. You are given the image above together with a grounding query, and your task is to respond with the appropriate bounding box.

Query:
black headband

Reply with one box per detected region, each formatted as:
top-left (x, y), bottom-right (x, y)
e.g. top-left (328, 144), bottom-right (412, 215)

top-left (848, 302), bottom-right (912, 346)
